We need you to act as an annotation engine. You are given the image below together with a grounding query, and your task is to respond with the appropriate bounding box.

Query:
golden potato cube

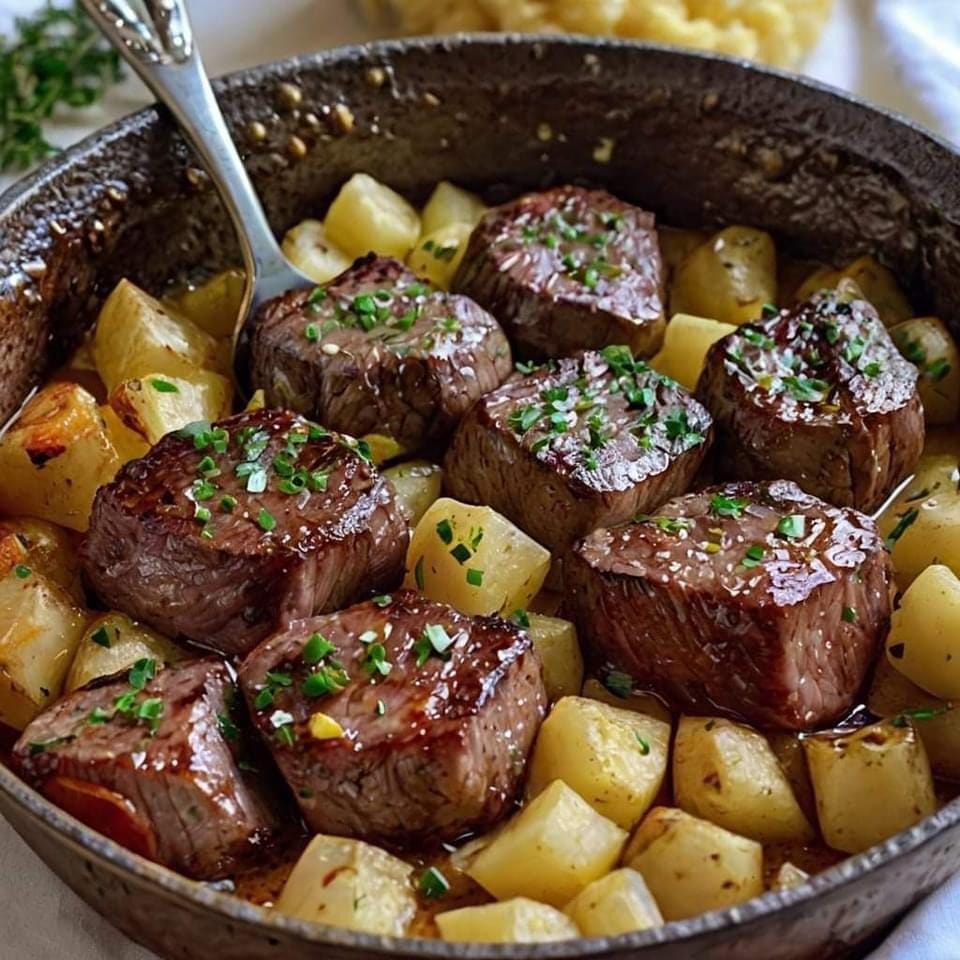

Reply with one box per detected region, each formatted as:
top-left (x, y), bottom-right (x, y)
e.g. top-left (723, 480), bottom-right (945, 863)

top-left (670, 226), bottom-right (777, 325)
top-left (527, 697), bottom-right (670, 829)
top-left (99, 404), bottom-right (150, 463)
top-left (383, 459), bottom-right (443, 527)
top-left (877, 454), bottom-right (960, 587)
top-left (468, 779), bottom-right (626, 907)
top-left (436, 898), bottom-right (578, 944)
top-left (564, 868), bottom-right (663, 937)
top-left (274, 834), bottom-right (416, 936)
top-left (650, 313), bottom-right (737, 391)
top-left (673, 716), bottom-right (813, 843)
top-left (886, 564), bottom-right (960, 700)
top-left (280, 219), bottom-right (352, 285)
top-left (868, 656), bottom-right (960, 781)
top-left (65, 612), bottom-right (186, 693)
top-left (792, 264), bottom-right (842, 304)
top-left (93, 279), bottom-right (223, 392)
top-left (803, 720), bottom-right (937, 854)
top-left (324, 173), bottom-right (421, 261)
top-left (657, 227), bottom-right (709, 274)
top-left (770, 862), bottom-right (810, 892)
top-left (420, 180), bottom-right (487, 235)
top-left (0, 570), bottom-right (87, 729)
top-left (891, 316), bottom-right (960, 425)
top-left (110, 371), bottom-right (233, 445)
top-left (527, 613), bottom-right (583, 702)
top-left (841, 255), bottom-right (913, 327)
top-left (362, 433), bottom-right (408, 466)
top-left (623, 806), bottom-right (764, 921)
top-left (0, 518), bottom-right (83, 604)
top-left (166, 268), bottom-right (246, 340)
top-left (404, 498), bottom-right (550, 616)
top-left (581, 676), bottom-right (672, 724)
top-left (0, 383), bottom-right (120, 532)
top-left (407, 223), bottom-right (472, 289)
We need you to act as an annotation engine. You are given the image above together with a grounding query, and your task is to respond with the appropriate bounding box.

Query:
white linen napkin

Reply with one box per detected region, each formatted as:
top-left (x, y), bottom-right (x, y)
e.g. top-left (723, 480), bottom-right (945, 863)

top-left (875, 0), bottom-right (960, 143)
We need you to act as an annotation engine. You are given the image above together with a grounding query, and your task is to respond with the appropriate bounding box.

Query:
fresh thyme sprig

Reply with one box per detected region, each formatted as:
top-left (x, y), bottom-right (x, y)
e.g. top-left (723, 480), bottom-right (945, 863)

top-left (0, 1), bottom-right (123, 171)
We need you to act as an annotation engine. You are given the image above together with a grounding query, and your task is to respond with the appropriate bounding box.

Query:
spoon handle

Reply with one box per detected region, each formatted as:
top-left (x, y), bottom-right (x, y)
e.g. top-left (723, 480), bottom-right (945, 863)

top-left (79, 0), bottom-right (292, 303)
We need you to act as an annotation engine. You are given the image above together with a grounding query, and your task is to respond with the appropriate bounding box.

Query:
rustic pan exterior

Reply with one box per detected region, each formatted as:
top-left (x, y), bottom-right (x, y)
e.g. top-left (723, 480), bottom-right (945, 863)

top-left (0, 34), bottom-right (959, 960)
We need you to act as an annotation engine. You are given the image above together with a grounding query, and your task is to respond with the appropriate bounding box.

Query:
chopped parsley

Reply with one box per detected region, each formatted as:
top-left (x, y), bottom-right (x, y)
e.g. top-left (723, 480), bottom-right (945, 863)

top-left (885, 508), bottom-right (919, 550)
top-left (604, 670), bottom-right (633, 699)
top-left (90, 625), bottom-right (112, 648)
top-left (270, 710), bottom-right (297, 746)
top-left (149, 378), bottom-right (179, 393)
top-left (435, 519), bottom-right (454, 545)
top-left (466, 568), bottom-right (484, 587)
top-left (891, 706), bottom-right (951, 728)
top-left (13, 564), bottom-right (30, 579)
top-left (415, 623), bottom-right (455, 667)
top-left (709, 494), bottom-right (749, 519)
top-left (373, 594), bottom-right (392, 608)
top-left (375, 699), bottom-right (387, 717)
top-left (510, 609), bottom-right (531, 629)
top-left (257, 508), bottom-right (277, 532)
top-left (742, 544), bottom-right (766, 568)
top-left (842, 606), bottom-right (858, 623)
top-left (254, 671), bottom-right (293, 710)
top-left (776, 515), bottom-right (806, 539)
top-left (303, 632), bottom-right (336, 665)
top-left (635, 732), bottom-right (651, 755)
top-left (414, 556), bottom-right (425, 590)
top-left (926, 357), bottom-right (952, 381)
top-left (217, 713), bottom-right (240, 741)
top-left (419, 866), bottom-right (450, 899)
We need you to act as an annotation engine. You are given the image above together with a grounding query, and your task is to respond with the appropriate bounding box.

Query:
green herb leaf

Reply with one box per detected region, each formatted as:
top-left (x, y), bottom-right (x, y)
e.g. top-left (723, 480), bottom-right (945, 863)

top-left (13, 564), bottom-right (31, 579)
top-left (635, 732), bottom-right (650, 755)
top-left (217, 712), bottom-right (240, 741)
top-left (435, 519), bottom-right (453, 544)
top-left (150, 378), bottom-right (179, 394)
top-left (709, 494), bottom-right (749, 519)
top-left (604, 670), bottom-right (633, 699)
top-left (303, 632), bottom-right (336, 665)
top-left (128, 658), bottom-right (156, 691)
top-left (510, 609), bottom-right (531, 629)
top-left (776, 515), bottom-right (806, 539)
top-left (90, 625), bottom-right (112, 648)
top-left (742, 544), bottom-right (766, 568)
top-left (419, 866), bottom-right (450, 899)
top-left (842, 606), bottom-right (858, 623)
top-left (466, 568), bottom-right (484, 587)
top-left (257, 508), bottom-right (277, 532)
top-left (885, 508), bottom-right (919, 550)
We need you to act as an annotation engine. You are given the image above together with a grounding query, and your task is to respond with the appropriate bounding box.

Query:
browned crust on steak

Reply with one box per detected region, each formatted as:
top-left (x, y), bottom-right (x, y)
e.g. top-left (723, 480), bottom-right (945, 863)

top-left (12, 658), bottom-right (279, 879)
top-left (249, 255), bottom-right (512, 451)
top-left (81, 409), bottom-right (408, 657)
top-left (444, 347), bottom-right (713, 552)
top-left (696, 283), bottom-right (923, 512)
top-left (566, 480), bottom-right (893, 731)
top-left (453, 186), bottom-right (666, 360)
top-left (238, 590), bottom-right (546, 846)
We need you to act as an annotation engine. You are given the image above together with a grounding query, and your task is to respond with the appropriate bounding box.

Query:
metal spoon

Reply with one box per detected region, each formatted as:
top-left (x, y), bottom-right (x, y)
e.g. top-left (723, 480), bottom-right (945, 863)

top-left (80, 0), bottom-right (313, 394)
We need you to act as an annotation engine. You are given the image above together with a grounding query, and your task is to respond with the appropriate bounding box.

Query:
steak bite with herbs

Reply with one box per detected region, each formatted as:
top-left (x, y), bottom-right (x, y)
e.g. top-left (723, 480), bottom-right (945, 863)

top-left (453, 186), bottom-right (666, 360)
top-left (697, 282), bottom-right (923, 513)
top-left (249, 255), bottom-right (511, 452)
top-left (81, 408), bottom-right (407, 658)
top-left (12, 658), bottom-right (278, 879)
top-left (238, 590), bottom-right (546, 846)
top-left (443, 346), bottom-right (713, 552)
top-left (566, 480), bottom-right (893, 731)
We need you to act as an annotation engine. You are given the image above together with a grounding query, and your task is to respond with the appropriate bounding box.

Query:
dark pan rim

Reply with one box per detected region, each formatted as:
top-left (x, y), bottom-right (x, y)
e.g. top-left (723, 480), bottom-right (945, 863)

top-left (1, 32), bottom-right (959, 957)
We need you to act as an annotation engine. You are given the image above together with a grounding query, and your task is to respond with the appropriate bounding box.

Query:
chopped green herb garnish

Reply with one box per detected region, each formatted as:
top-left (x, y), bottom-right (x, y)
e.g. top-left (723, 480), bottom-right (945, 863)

top-left (13, 564), bottom-right (31, 579)
top-left (927, 357), bottom-right (952, 382)
top-left (150, 378), bottom-right (179, 393)
top-left (604, 670), bottom-right (633, 699)
top-left (635, 733), bottom-right (650, 755)
top-left (220, 495), bottom-right (238, 513)
top-left (303, 632), bottom-right (336, 665)
top-left (510, 609), bottom-right (531, 629)
top-left (776, 515), bottom-right (806, 539)
top-left (257, 509), bottom-right (277, 532)
top-left (128, 658), bottom-right (156, 691)
top-left (303, 664), bottom-right (350, 697)
top-left (363, 643), bottom-right (393, 677)
top-left (419, 866), bottom-right (450, 899)
top-left (450, 543), bottom-right (471, 565)
top-left (436, 519), bottom-right (454, 545)
top-left (885, 508), bottom-right (919, 550)
top-left (842, 606), bottom-right (858, 623)
top-left (415, 623), bottom-right (454, 667)
top-left (373, 594), bottom-right (392, 608)
top-left (709, 494), bottom-right (749, 519)
top-left (217, 712), bottom-right (240, 741)
top-left (91, 625), bottom-right (112, 648)
top-left (375, 699), bottom-right (386, 717)
top-left (891, 706), bottom-right (952, 728)
top-left (414, 556), bottom-right (425, 590)
top-left (742, 544), bottom-right (766, 568)
top-left (466, 568), bottom-right (484, 587)
top-left (87, 707), bottom-right (111, 725)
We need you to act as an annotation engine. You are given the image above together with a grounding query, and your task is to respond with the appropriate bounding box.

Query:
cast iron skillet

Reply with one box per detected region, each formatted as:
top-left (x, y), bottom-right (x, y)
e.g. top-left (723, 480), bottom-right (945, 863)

top-left (0, 34), bottom-right (959, 960)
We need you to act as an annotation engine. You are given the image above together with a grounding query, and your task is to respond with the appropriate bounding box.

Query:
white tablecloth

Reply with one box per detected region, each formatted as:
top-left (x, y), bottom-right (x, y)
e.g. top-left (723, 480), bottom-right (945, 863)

top-left (0, 1), bottom-right (955, 957)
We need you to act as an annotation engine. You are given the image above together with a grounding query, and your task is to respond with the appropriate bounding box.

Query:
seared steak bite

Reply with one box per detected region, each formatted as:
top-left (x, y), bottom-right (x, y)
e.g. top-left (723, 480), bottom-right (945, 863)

top-left (81, 409), bottom-right (407, 657)
top-left (454, 186), bottom-right (666, 359)
top-left (249, 255), bottom-right (511, 451)
top-left (697, 282), bottom-right (923, 512)
top-left (12, 658), bottom-right (278, 879)
top-left (444, 347), bottom-right (713, 552)
top-left (566, 480), bottom-right (892, 731)
top-left (238, 590), bottom-right (546, 846)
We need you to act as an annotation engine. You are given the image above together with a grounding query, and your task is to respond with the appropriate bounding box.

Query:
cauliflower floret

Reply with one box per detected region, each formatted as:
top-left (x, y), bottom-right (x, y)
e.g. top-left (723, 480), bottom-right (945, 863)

top-left (370, 0), bottom-right (833, 68)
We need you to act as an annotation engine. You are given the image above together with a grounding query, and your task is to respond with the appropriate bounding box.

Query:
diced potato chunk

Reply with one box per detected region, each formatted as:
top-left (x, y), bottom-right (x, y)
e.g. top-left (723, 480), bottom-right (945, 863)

top-left (891, 316), bottom-right (960, 425)
top-left (420, 181), bottom-right (487, 235)
top-left (670, 226), bottom-right (777, 325)
top-left (436, 898), bottom-right (578, 943)
top-left (792, 264), bottom-right (841, 304)
top-left (581, 676), bottom-right (672, 724)
top-left (468, 779), bottom-right (626, 907)
top-left (404, 498), bottom-right (550, 616)
top-left (324, 173), bottom-right (421, 261)
top-left (110, 372), bottom-right (233, 445)
top-left (886, 564), bottom-right (960, 699)
top-left (650, 313), bottom-right (737, 391)
top-left (877, 455), bottom-right (960, 587)
top-left (673, 717), bottom-right (813, 843)
top-left (244, 389), bottom-right (266, 413)
top-left (383, 460), bottom-right (443, 527)
top-left (99, 404), bottom-right (150, 463)
top-left (803, 720), bottom-right (937, 854)
top-left (527, 697), bottom-right (670, 829)
top-left (657, 226), bottom-right (709, 274)
top-left (0, 383), bottom-right (121, 532)
top-left (770, 862), bottom-right (810, 892)
top-left (65, 612), bottom-right (186, 693)
top-left (93, 279), bottom-right (223, 392)
top-left (0, 570), bottom-right (87, 729)
top-left (280, 219), bottom-right (352, 285)
top-left (0, 518), bottom-right (82, 604)
top-left (274, 835), bottom-right (416, 936)
top-left (527, 614), bottom-right (583, 702)
top-left (166, 268), bottom-right (246, 339)
top-left (623, 806), bottom-right (764, 921)
top-left (841, 255), bottom-right (913, 327)
top-left (868, 656), bottom-right (960, 781)
top-left (407, 223), bottom-right (472, 289)
top-left (564, 868), bottom-right (663, 936)
top-left (362, 433), bottom-right (408, 466)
